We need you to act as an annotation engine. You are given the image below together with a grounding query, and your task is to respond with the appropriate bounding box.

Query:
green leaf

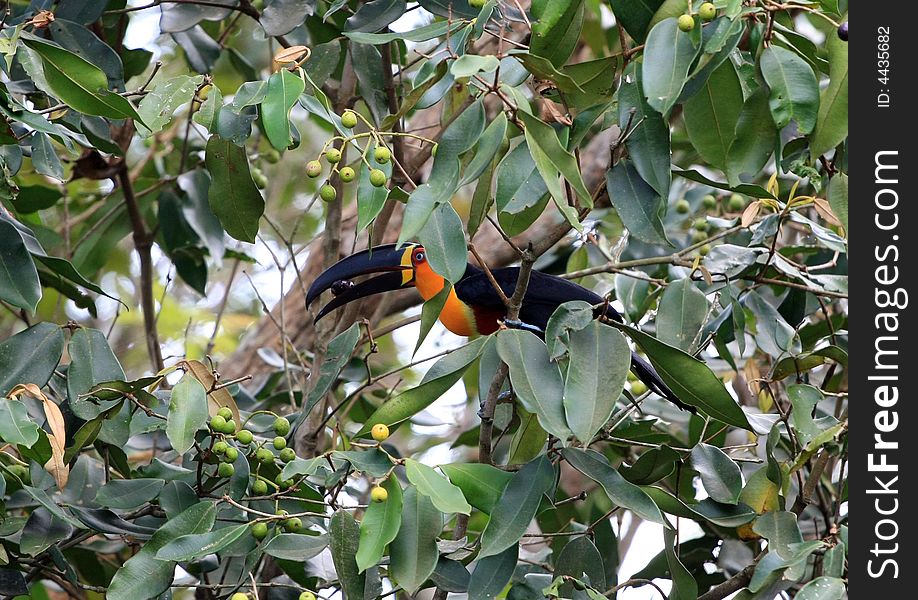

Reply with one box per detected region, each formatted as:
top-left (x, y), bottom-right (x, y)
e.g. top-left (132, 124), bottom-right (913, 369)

top-left (641, 18), bottom-right (698, 115)
top-left (496, 330), bottom-right (571, 441)
top-left (683, 60), bottom-right (743, 171)
top-left (107, 502), bottom-right (216, 600)
top-left (827, 173), bottom-right (848, 233)
top-left (459, 112), bottom-right (508, 187)
top-left (690, 443), bottom-right (743, 504)
top-left (156, 523), bottom-right (249, 560)
top-left (530, 0), bottom-right (585, 66)
top-left (607, 0), bottom-right (666, 42)
top-left (563, 321), bottom-right (630, 443)
top-left (0, 398), bottom-right (40, 446)
top-left (414, 284), bottom-right (452, 355)
top-left (468, 543), bottom-right (518, 600)
top-left (95, 478), bottom-right (166, 510)
top-left (357, 161), bottom-right (394, 232)
top-left (604, 160), bottom-right (671, 246)
top-left (746, 291), bottom-right (800, 358)
top-left (204, 134), bottom-right (265, 243)
top-left (656, 279), bottom-right (709, 353)
top-left (619, 75), bottom-right (671, 197)
top-left (664, 528), bottom-right (698, 600)
top-left (21, 34), bottom-right (144, 123)
top-left (561, 448), bottom-right (667, 526)
top-left (0, 218), bottom-right (41, 312)
top-left (440, 463), bottom-right (513, 514)
top-left (22, 485), bottom-right (83, 528)
top-left (390, 486), bottom-right (442, 594)
top-left (673, 169), bottom-right (777, 200)
top-left (356, 477), bottom-right (403, 572)
top-left (479, 455), bottom-right (555, 558)
top-left (494, 140), bottom-right (549, 235)
top-left (555, 536), bottom-right (605, 597)
top-left (796, 576), bottom-right (846, 600)
top-left (30, 132), bottom-right (65, 181)
top-left (0, 322), bottom-right (64, 397)
top-left (297, 322), bottom-right (362, 424)
top-left (643, 486), bottom-right (756, 527)
top-left (262, 69), bottom-right (306, 151)
top-left (760, 45), bottom-right (819, 134)
top-left (726, 87), bottom-right (778, 186)
top-left (417, 202), bottom-right (468, 283)
top-left (344, 0), bottom-right (406, 33)
top-left (519, 111), bottom-right (593, 214)
top-left (263, 533), bottom-right (330, 561)
top-left (137, 74), bottom-right (204, 137)
top-left (607, 321), bottom-right (752, 430)
top-left (20, 508), bottom-right (72, 557)
top-left (406, 459), bottom-right (472, 515)
top-left (66, 327), bottom-right (125, 419)
top-left (330, 510), bottom-right (366, 600)
top-left (166, 374), bottom-right (208, 455)
top-left (344, 20), bottom-right (462, 44)
top-left (810, 28), bottom-right (848, 158)
top-left (358, 336), bottom-right (490, 436)
top-left (451, 54), bottom-right (500, 78)
top-left (753, 511), bottom-right (803, 558)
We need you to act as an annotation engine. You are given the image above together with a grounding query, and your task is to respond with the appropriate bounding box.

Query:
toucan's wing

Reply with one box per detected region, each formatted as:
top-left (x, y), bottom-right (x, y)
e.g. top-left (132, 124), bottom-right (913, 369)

top-left (455, 268), bottom-right (622, 331)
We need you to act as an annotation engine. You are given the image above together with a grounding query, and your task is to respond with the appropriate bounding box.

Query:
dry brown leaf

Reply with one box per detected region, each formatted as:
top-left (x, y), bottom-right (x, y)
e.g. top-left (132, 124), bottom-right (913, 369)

top-left (812, 197), bottom-right (842, 227)
top-left (8, 384), bottom-right (69, 489)
top-left (183, 360), bottom-right (241, 424)
top-left (740, 201), bottom-right (762, 228)
top-left (272, 45), bottom-right (310, 72)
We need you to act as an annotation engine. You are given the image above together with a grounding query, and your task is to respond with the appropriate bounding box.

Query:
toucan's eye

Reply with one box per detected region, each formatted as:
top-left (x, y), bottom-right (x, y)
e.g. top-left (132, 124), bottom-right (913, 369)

top-left (414, 251), bottom-right (426, 263)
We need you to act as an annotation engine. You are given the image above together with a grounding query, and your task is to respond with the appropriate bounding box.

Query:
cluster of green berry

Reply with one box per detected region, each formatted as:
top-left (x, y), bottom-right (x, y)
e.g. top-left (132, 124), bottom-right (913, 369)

top-left (674, 192), bottom-right (748, 252)
top-left (306, 110), bottom-right (392, 203)
top-left (678, 2), bottom-right (717, 32)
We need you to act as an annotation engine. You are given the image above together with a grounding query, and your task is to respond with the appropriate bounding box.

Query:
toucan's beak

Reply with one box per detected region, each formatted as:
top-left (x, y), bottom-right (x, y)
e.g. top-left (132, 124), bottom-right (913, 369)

top-left (306, 244), bottom-right (416, 323)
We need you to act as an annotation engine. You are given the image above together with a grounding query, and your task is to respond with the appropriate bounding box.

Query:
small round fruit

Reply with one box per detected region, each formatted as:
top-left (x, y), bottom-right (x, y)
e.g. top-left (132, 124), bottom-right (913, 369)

top-left (236, 429), bottom-right (253, 445)
top-left (319, 184), bottom-right (337, 203)
top-left (299, 592), bottom-right (316, 600)
top-left (263, 149), bottom-right (281, 164)
top-left (221, 419), bottom-right (237, 435)
top-left (280, 448), bottom-right (296, 463)
top-left (273, 436), bottom-right (287, 450)
top-left (837, 22), bottom-right (848, 41)
top-left (728, 193), bottom-right (746, 211)
top-left (469, 0), bottom-right (485, 7)
top-left (251, 522), bottom-right (268, 540)
top-left (374, 146), bottom-right (391, 164)
top-left (275, 509), bottom-right (288, 517)
top-left (256, 448), bottom-right (275, 464)
top-left (678, 14), bottom-right (695, 32)
top-left (251, 167), bottom-right (268, 189)
top-left (285, 517), bottom-right (303, 532)
top-left (209, 415), bottom-right (227, 431)
top-left (369, 169), bottom-right (387, 187)
top-left (213, 441), bottom-right (228, 455)
top-left (430, 143), bottom-right (438, 157)
top-left (252, 479), bottom-right (269, 495)
top-left (698, 2), bottom-right (716, 21)
top-left (306, 160), bottom-right (323, 178)
top-left (217, 407), bottom-right (233, 420)
top-left (341, 110), bottom-right (358, 129)
top-left (675, 199), bottom-right (691, 214)
top-left (693, 218), bottom-right (708, 231)
top-left (274, 417), bottom-right (291, 436)
top-left (371, 486), bottom-right (389, 503)
top-left (691, 229), bottom-right (708, 244)
top-left (218, 462), bottom-right (235, 478)
top-left (701, 194), bottom-right (717, 209)
top-left (339, 166), bottom-right (356, 183)
top-left (371, 423), bottom-right (390, 442)
top-left (630, 380), bottom-right (648, 395)
top-left (224, 447), bottom-right (239, 462)
top-left (231, 593), bottom-right (249, 600)
top-left (699, 244), bottom-right (711, 257)
top-left (324, 148), bottom-right (342, 164)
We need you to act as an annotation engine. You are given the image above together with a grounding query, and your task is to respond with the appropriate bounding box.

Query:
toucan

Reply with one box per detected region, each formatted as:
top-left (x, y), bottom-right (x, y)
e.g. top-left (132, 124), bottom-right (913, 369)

top-left (306, 243), bottom-right (693, 412)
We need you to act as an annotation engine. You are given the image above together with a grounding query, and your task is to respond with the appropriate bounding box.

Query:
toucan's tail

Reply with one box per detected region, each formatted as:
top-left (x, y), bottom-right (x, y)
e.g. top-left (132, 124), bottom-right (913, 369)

top-left (629, 351), bottom-right (696, 413)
